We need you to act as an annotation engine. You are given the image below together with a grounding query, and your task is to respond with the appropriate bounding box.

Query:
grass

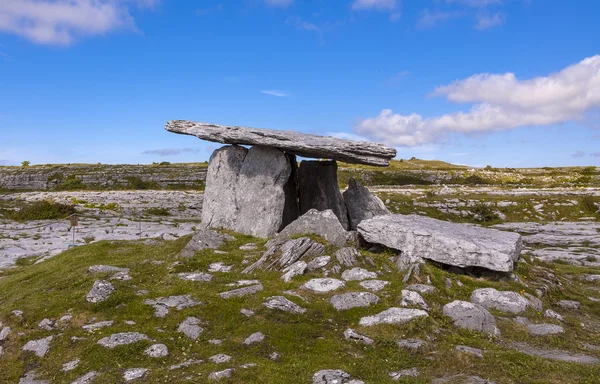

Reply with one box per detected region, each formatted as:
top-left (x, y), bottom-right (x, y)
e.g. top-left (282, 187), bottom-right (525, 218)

top-left (0, 232), bottom-right (599, 383)
top-left (2, 200), bottom-right (76, 221)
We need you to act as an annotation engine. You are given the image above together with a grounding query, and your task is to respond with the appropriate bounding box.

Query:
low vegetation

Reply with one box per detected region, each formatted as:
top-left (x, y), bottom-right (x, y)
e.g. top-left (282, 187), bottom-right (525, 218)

top-left (2, 200), bottom-right (76, 221)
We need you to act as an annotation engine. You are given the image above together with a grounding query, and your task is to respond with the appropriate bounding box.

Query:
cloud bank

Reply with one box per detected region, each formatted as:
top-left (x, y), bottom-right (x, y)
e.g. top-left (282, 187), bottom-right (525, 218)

top-left (356, 55), bottom-right (600, 146)
top-left (142, 148), bottom-right (203, 156)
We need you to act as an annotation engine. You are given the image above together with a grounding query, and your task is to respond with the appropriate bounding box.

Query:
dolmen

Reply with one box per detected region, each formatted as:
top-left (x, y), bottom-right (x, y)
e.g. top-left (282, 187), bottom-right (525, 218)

top-left (166, 120), bottom-right (522, 273)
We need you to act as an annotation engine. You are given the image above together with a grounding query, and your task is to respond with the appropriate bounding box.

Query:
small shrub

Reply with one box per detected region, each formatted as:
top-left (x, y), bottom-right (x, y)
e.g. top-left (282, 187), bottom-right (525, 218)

top-left (463, 175), bottom-right (489, 185)
top-left (159, 161), bottom-right (171, 166)
top-left (580, 196), bottom-right (599, 213)
top-left (144, 207), bottom-right (171, 216)
top-left (55, 175), bottom-right (86, 191)
top-left (21, 160), bottom-right (30, 167)
top-left (126, 176), bottom-right (157, 190)
top-left (8, 201), bottom-right (76, 221)
top-left (471, 203), bottom-right (499, 223)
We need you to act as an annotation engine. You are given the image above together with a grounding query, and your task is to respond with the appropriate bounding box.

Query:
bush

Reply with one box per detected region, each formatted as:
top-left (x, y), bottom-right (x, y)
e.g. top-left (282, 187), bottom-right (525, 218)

top-left (463, 175), bottom-right (489, 185)
top-left (21, 161), bottom-right (30, 167)
top-left (144, 207), bottom-right (171, 216)
top-left (126, 176), bottom-right (157, 190)
top-left (471, 203), bottom-right (499, 223)
top-left (8, 201), bottom-right (76, 221)
top-left (580, 196), bottom-right (599, 213)
top-left (55, 175), bottom-right (86, 191)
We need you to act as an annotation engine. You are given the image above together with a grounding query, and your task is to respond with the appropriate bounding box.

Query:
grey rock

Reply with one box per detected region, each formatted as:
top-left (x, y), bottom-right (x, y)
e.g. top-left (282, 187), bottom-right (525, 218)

top-left (38, 318), bottom-right (55, 331)
top-left (278, 209), bottom-right (352, 247)
top-left (60, 314), bottom-right (73, 322)
top-left (209, 353), bottom-right (232, 363)
top-left (243, 332), bottom-right (265, 345)
top-left (239, 243), bottom-right (257, 251)
top-left (334, 247), bottom-right (360, 267)
top-left (359, 307), bottom-right (428, 326)
top-left (269, 352), bottom-right (281, 361)
top-left (97, 332), bottom-right (150, 348)
top-left (62, 359), bottom-right (80, 372)
top-left (208, 262), bottom-right (232, 272)
top-left (343, 328), bottom-right (374, 345)
top-left (358, 214), bottom-right (522, 272)
top-left (524, 292), bottom-right (543, 312)
top-left (330, 292), bottom-right (380, 310)
top-left (240, 308), bottom-right (255, 317)
top-left (71, 371), bottom-right (98, 384)
top-left (169, 359), bottom-right (204, 370)
top-left (209, 339), bottom-right (223, 345)
top-left (341, 267), bottom-right (377, 281)
top-left (582, 274), bottom-right (600, 282)
top-left (443, 300), bottom-right (500, 336)
top-left (544, 309), bottom-right (564, 321)
top-left (165, 120), bottom-right (396, 166)
top-left (243, 237), bottom-right (324, 273)
top-left (343, 178), bottom-right (389, 230)
top-left (433, 375), bottom-right (496, 384)
top-left (470, 288), bottom-right (530, 314)
top-left (123, 368), bottom-right (148, 381)
top-left (306, 256), bottom-right (331, 271)
top-left (582, 343), bottom-right (600, 351)
top-left (18, 371), bottom-right (50, 384)
top-left (208, 368), bottom-right (234, 381)
top-left (23, 336), bottom-right (53, 357)
top-left (220, 284), bottom-right (263, 299)
top-left (227, 279), bottom-right (261, 287)
top-left (389, 368), bottom-right (419, 380)
top-left (298, 160), bottom-right (349, 230)
top-left (312, 370), bottom-right (352, 384)
top-left (178, 272), bottom-right (213, 282)
top-left (179, 228), bottom-right (234, 258)
top-left (145, 343), bottom-right (169, 358)
top-left (281, 261), bottom-right (307, 282)
top-left (359, 280), bottom-right (389, 292)
top-left (144, 295), bottom-right (200, 317)
top-left (82, 320), bottom-right (114, 331)
top-left (456, 345), bottom-right (484, 358)
top-left (86, 280), bottom-right (114, 303)
top-left (397, 338), bottom-right (426, 350)
top-left (264, 296), bottom-right (307, 314)
top-left (178, 317), bottom-right (204, 340)
top-left (557, 300), bottom-right (581, 310)
top-left (405, 284), bottom-right (436, 294)
top-left (88, 264), bottom-right (129, 274)
top-left (511, 342), bottom-right (599, 364)
top-left (527, 323), bottom-right (564, 336)
top-left (302, 278), bottom-right (346, 293)
top-left (399, 290), bottom-right (428, 310)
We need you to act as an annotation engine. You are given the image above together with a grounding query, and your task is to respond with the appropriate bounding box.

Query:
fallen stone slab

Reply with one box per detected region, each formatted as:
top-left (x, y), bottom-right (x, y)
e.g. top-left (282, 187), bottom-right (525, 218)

top-left (277, 209), bottom-right (352, 247)
top-left (443, 300), bottom-right (499, 336)
top-left (341, 267), bottom-right (377, 281)
top-left (220, 284), bottom-right (264, 299)
top-left (86, 280), bottom-right (115, 303)
top-left (97, 332), bottom-right (150, 348)
top-left (144, 295), bottom-right (200, 317)
top-left (281, 261), bottom-right (307, 282)
top-left (510, 342), bottom-right (599, 364)
top-left (169, 359), bottom-right (204, 370)
top-left (330, 292), bottom-right (380, 310)
top-left (124, 368), bottom-right (148, 381)
top-left (208, 262), bottom-right (232, 273)
top-left (302, 278), bottom-right (346, 293)
top-left (359, 280), bottom-right (389, 292)
top-left (62, 359), bottom-right (80, 372)
top-left (527, 323), bottom-right (564, 336)
top-left (23, 336), bottom-right (53, 357)
top-left (343, 328), bottom-right (374, 345)
top-left (165, 120), bottom-right (396, 166)
top-left (178, 228), bottom-right (234, 257)
top-left (358, 214), bottom-right (522, 272)
top-left (242, 237), bottom-right (324, 273)
top-left (343, 178), bottom-right (389, 230)
top-left (544, 309), bottom-right (564, 321)
top-left (359, 308), bottom-right (428, 326)
top-left (264, 296), bottom-right (307, 314)
top-left (557, 300), bottom-right (581, 310)
top-left (470, 288), bottom-right (530, 314)
top-left (306, 256), bottom-right (331, 271)
top-left (178, 317), bottom-right (204, 340)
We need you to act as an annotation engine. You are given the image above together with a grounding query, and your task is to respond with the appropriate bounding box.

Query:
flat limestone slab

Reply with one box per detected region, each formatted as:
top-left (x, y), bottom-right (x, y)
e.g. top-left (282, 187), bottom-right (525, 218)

top-left (358, 214), bottom-right (522, 272)
top-left (165, 120), bottom-right (396, 166)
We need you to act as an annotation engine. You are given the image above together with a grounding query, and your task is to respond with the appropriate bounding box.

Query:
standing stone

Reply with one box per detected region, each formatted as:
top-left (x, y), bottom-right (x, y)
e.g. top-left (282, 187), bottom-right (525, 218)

top-left (343, 178), bottom-right (389, 230)
top-left (298, 160), bottom-right (349, 230)
top-left (235, 146), bottom-right (296, 237)
top-left (201, 145), bottom-right (248, 229)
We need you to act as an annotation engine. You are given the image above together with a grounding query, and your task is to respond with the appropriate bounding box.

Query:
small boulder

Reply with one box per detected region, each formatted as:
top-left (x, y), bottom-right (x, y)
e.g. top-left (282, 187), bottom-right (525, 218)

top-left (23, 336), bottom-right (53, 357)
top-left (359, 308), bottom-right (428, 326)
top-left (281, 261), bottom-right (307, 282)
top-left (359, 280), bottom-right (389, 292)
top-left (399, 290), bottom-right (429, 310)
top-left (306, 256), bottom-right (331, 271)
top-left (557, 300), bottom-right (581, 310)
top-left (343, 328), bottom-right (374, 345)
top-left (243, 332), bottom-right (265, 345)
top-left (123, 368), bottom-right (148, 381)
top-left (302, 278), bottom-right (346, 293)
top-left (97, 332), bottom-right (150, 348)
top-left (527, 323), bottom-right (564, 336)
top-left (178, 228), bottom-right (234, 257)
top-left (278, 209), bottom-right (352, 247)
top-left (330, 292), bottom-right (380, 310)
top-left (443, 300), bottom-right (500, 336)
top-left (264, 296), bottom-right (307, 314)
top-left (470, 288), bottom-right (530, 314)
top-left (220, 284), bottom-right (264, 299)
top-left (208, 368), bottom-right (234, 381)
top-left (86, 280), bottom-right (114, 303)
top-left (178, 317), bottom-right (204, 340)
top-left (343, 178), bottom-right (389, 230)
top-left (341, 268), bottom-right (377, 281)
top-left (145, 343), bottom-right (169, 358)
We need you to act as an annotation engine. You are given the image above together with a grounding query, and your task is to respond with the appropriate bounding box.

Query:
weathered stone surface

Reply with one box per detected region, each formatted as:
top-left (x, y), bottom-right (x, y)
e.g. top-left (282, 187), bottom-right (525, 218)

top-left (144, 295), bottom-right (200, 317)
top-left (209, 353), bottom-right (232, 363)
top-left (62, 359), bottom-right (80, 372)
top-left (243, 237), bottom-right (324, 273)
top-left (220, 284), bottom-right (263, 299)
top-left (208, 368), bottom-right (234, 381)
top-left (278, 209), bottom-right (351, 247)
top-left (400, 290), bottom-right (429, 310)
top-left (281, 261), bottom-right (307, 282)
top-left (456, 345), bottom-right (484, 358)
top-left (124, 368), bottom-right (148, 381)
top-left (178, 317), bottom-right (204, 340)
top-left (443, 300), bottom-right (500, 336)
top-left (306, 256), bottom-right (331, 271)
top-left (38, 318), bottom-right (55, 331)
top-left (23, 336), bottom-right (53, 357)
top-left (86, 280), bottom-right (114, 303)
top-left (343, 178), bottom-right (389, 230)
top-left (178, 272), bottom-right (213, 282)
top-left (397, 338), bottom-right (426, 350)
top-left (178, 229), bottom-right (234, 258)
top-left (358, 214), bottom-right (522, 272)
top-left (433, 375), bottom-right (496, 384)
top-left (302, 278), bottom-right (346, 293)
top-left (298, 161), bottom-right (349, 230)
top-left (71, 371), bottom-right (98, 384)
top-left (208, 262), bottom-right (232, 272)
top-left (145, 343), bottom-right (169, 358)
top-left (389, 368), bottom-right (419, 380)
top-left (511, 342), bottom-right (599, 364)
top-left (557, 300), bottom-right (581, 310)
top-left (359, 308), bottom-right (428, 326)
top-left (335, 247), bottom-right (360, 267)
top-left (169, 359), bottom-right (204, 370)
top-left (470, 288), bottom-right (530, 314)
top-left (88, 265), bottom-right (129, 274)
top-left (97, 332), bottom-right (150, 348)
top-left (527, 323), bottom-right (564, 336)
top-left (405, 284), bottom-right (436, 294)
top-left (341, 267), bottom-right (377, 281)
top-left (243, 332), bottom-right (265, 345)
top-left (264, 296), bottom-right (307, 314)
top-left (82, 320), bottom-right (114, 331)
top-left (18, 371), bottom-right (50, 384)
top-left (165, 120), bottom-right (396, 166)
top-left (359, 280), bottom-right (389, 292)
top-left (544, 309), bottom-right (564, 321)
top-left (0, 326), bottom-right (9, 341)
top-left (343, 328), bottom-right (374, 345)
top-left (330, 292), bottom-right (380, 310)
top-left (312, 369), bottom-right (352, 384)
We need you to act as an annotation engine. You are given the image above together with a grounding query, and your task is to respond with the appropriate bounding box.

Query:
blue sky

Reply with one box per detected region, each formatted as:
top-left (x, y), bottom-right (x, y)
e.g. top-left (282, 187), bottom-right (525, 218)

top-left (0, 0), bottom-right (599, 167)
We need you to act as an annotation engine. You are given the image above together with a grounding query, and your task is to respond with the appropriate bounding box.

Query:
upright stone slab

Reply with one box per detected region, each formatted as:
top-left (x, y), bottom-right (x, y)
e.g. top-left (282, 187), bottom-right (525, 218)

top-left (298, 160), bottom-right (349, 230)
top-left (234, 146), bottom-right (296, 237)
top-left (343, 178), bottom-right (389, 230)
top-left (201, 145), bottom-right (248, 229)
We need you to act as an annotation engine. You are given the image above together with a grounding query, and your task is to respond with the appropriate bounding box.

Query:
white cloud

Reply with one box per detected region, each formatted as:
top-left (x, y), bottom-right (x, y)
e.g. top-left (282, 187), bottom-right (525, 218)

top-left (417, 9), bottom-right (463, 29)
top-left (264, 0), bottom-right (293, 7)
top-left (261, 90), bottom-right (290, 97)
top-left (352, 0), bottom-right (396, 11)
top-left (0, 0), bottom-right (157, 45)
top-left (475, 12), bottom-right (505, 30)
top-left (356, 55), bottom-right (600, 147)
top-left (446, 0), bottom-right (503, 7)
top-left (287, 17), bottom-right (320, 32)
top-left (142, 148), bottom-right (203, 156)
